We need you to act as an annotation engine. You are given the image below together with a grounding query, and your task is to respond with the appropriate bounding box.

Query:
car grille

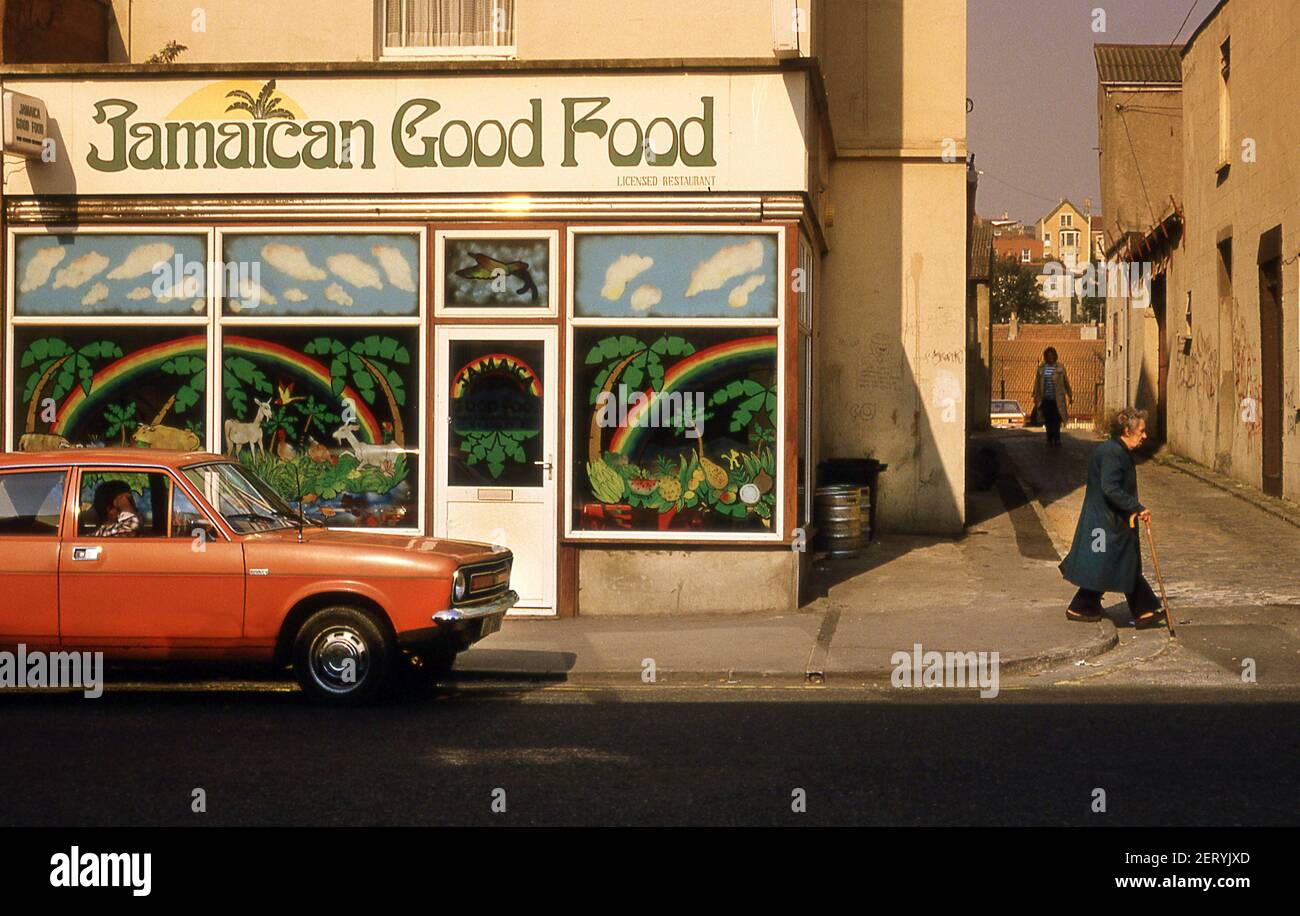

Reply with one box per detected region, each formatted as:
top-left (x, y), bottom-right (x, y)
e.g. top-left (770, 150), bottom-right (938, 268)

top-left (458, 556), bottom-right (512, 605)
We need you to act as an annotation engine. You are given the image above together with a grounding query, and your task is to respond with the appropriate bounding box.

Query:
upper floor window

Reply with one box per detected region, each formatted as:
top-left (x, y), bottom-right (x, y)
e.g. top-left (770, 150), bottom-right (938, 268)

top-left (1060, 214), bottom-right (1073, 228)
top-left (1060, 230), bottom-right (1080, 248)
top-left (1043, 231), bottom-right (1052, 244)
top-left (383, 0), bottom-right (515, 57)
top-left (1020, 249), bottom-right (1031, 263)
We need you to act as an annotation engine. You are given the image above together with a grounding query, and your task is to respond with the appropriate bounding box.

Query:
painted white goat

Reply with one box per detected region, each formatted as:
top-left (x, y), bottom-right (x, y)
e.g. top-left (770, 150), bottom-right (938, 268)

top-left (331, 421), bottom-right (406, 470)
top-left (224, 398), bottom-right (273, 456)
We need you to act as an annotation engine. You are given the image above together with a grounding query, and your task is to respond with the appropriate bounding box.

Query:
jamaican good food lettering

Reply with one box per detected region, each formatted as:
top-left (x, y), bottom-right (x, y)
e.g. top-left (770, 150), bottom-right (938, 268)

top-left (86, 95), bottom-right (716, 172)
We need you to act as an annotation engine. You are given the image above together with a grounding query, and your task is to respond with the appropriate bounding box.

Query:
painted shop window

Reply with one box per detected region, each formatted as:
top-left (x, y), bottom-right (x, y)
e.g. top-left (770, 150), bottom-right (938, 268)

top-left (439, 233), bottom-right (554, 312)
top-left (572, 328), bottom-right (779, 535)
top-left (11, 328), bottom-right (208, 452)
top-left (218, 328), bottom-right (420, 529)
top-left (448, 339), bottom-right (546, 487)
top-left (13, 232), bottom-right (208, 317)
top-left (221, 232), bottom-right (421, 317)
top-left (572, 232), bottom-right (780, 320)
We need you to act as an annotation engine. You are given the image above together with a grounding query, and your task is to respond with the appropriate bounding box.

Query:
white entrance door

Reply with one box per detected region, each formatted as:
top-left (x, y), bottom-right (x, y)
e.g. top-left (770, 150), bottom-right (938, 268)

top-left (434, 327), bottom-right (557, 616)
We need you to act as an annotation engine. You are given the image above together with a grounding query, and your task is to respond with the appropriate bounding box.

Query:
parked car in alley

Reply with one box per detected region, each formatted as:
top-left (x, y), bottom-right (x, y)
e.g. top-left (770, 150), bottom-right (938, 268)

top-left (990, 399), bottom-right (1027, 429)
top-left (0, 449), bottom-right (515, 703)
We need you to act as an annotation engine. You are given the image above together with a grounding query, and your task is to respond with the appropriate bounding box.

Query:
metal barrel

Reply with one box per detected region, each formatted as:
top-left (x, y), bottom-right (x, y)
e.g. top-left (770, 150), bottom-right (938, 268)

top-left (814, 485), bottom-right (863, 558)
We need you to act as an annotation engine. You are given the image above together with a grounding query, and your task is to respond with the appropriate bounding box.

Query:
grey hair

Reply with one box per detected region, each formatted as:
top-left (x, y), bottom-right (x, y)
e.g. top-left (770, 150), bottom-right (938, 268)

top-left (1110, 406), bottom-right (1149, 438)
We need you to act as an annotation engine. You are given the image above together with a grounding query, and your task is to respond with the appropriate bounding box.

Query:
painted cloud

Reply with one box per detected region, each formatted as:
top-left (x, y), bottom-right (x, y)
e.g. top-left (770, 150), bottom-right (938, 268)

top-left (53, 252), bottom-right (110, 289)
top-left (106, 242), bottom-right (174, 280)
top-left (325, 282), bottom-right (354, 308)
top-left (227, 277), bottom-right (277, 310)
top-left (372, 245), bottom-right (416, 292)
top-left (727, 274), bottom-right (766, 309)
top-left (126, 286), bottom-right (152, 300)
top-left (81, 282), bottom-right (110, 307)
top-left (154, 275), bottom-right (203, 301)
top-left (19, 247), bottom-right (66, 293)
top-left (685, 239), bottom-right (764, 298)
top-left (261, 243), bottom-right (326, 281)
top-left (327, 253), bottom-right (382, 290)
top-left (601, 254), bottom-right (654, 300)
top-left (629, 284), bottom-right (663, 312)
top-left (282, 287), bottom-right (309, 302)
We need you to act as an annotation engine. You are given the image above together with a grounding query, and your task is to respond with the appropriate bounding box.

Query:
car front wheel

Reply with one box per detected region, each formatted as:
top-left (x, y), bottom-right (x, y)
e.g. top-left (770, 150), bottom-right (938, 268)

top-left (292, 606), bottom-right (394, 704)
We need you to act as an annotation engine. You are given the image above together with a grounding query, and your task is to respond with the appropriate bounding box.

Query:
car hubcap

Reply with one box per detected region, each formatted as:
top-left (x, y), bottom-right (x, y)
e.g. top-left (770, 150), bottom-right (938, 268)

top-left (309, 627), bottom-right (370, 694)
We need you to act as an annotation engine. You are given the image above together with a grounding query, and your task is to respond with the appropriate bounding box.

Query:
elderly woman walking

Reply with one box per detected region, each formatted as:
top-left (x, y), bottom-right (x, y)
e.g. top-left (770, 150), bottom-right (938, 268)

top-left (1059, 407), bottom-right (1167, 629)
top-left (1032, 346), bottom-right (1073, 447)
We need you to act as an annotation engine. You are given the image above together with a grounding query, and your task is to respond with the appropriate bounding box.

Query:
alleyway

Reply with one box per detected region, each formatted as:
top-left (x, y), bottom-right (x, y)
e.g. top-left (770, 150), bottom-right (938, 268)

top-left (996, 428), bottom-right (1300, 687)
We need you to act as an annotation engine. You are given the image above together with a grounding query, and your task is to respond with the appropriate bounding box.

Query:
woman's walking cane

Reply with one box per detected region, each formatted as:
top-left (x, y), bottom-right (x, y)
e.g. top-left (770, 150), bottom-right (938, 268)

top-left (1131, 513), bottom-right (1176, 637)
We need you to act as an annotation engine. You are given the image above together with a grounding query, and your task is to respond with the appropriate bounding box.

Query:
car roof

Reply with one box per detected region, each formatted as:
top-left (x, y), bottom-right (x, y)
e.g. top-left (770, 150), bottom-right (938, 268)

top-left (0, 449), bottom-right (227, 470)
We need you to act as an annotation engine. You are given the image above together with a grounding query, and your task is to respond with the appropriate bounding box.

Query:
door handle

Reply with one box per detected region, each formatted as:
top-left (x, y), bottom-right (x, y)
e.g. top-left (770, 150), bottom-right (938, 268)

top-left (533, 457), bottom-right (553, 480)
top-left (72, 546), bottom-right (102, 561)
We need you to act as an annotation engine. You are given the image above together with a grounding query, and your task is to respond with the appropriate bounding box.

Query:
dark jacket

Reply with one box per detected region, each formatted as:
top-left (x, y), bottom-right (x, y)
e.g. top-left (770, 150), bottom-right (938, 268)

top-left (1059, 438), bottom-right (1145, 593)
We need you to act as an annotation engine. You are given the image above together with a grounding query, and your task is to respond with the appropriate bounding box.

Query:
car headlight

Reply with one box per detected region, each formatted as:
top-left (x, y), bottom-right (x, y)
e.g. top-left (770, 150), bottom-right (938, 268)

top-left (452, 569), bottom-right (468, 603)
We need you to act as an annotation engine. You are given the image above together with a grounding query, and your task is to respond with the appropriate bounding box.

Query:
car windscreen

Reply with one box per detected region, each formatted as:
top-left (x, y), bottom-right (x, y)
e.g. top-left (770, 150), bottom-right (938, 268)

top-left (181, 462), bottom-right (301, 534)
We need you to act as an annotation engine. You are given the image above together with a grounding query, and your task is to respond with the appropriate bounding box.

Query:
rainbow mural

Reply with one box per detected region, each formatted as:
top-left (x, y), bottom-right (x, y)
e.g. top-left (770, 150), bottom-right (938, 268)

top-left (451, 352), bottom-right (542, 399)
top-left (52, 334), bottom-right (383, 444)
top-left (608, 335), bottom-right (777, 455)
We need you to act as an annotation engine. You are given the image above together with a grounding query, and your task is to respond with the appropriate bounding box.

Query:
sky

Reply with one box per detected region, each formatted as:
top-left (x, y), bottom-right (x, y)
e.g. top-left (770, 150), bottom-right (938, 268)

top-left (968, 0), bottom-right (1209, 225)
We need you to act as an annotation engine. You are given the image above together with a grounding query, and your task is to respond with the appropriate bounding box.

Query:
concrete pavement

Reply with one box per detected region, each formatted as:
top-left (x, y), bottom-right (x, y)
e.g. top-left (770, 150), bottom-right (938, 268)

top-left (456, 450), bottom-right (1116, 685)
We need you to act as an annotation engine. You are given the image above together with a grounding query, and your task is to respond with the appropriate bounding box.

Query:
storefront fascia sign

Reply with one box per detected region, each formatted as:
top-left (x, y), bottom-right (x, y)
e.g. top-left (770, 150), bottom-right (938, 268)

top-left (2, 90), bottom-right (49, 158)
top-left (1, 72), bottom-right (808, 195)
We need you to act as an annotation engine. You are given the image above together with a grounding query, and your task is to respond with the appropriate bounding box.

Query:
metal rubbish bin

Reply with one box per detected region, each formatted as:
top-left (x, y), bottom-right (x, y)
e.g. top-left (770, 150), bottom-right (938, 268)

top-left (814, 485), bottom-right (863, 558)
top-left (818, 458), bottom-right (887, 541)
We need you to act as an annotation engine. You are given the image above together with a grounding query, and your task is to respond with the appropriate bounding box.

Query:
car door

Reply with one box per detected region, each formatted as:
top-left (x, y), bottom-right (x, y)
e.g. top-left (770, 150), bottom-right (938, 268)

top-left (59, 466), bottom-right (245, 644)
top-left (0, 467), bottom-right (69, 644)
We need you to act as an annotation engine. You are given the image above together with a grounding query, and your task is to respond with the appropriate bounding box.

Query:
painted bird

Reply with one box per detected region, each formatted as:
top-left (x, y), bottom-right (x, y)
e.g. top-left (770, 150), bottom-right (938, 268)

top-left (456, 252), bottom-right (539, 303)
top-left (276, 382), bottom-right (305, 407)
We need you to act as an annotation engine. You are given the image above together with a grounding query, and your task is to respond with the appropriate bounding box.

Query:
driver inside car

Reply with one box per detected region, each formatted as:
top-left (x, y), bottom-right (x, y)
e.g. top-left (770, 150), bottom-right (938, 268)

top-left (91, 481), bottom-right (141, 537)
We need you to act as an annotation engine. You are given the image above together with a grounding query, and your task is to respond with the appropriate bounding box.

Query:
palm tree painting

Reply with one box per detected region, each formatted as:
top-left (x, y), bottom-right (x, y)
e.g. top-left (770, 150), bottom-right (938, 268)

top-left (306, 335), bottom-right (410, 446)
top-left (19, 337), bottom-right (123, 436)
top-left (225, 80), bottom-right (295, 120)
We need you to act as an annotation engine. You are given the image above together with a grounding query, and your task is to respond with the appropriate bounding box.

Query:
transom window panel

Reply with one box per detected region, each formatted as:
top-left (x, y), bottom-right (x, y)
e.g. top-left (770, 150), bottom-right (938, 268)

top-left (11, 328), bottom-right (207, 452)
top-left (14, 233), bottom-right (207, 317)
top-left (221, 233), bottom-right (421, 317)
top-left (442, 236), bottom-right (551, 310)
top-left (573, 232), bottom-right (780, 319)
top-left (384, 0), bottom-right (515, 50)
top-left (220, 328), bottom-right (420, 530)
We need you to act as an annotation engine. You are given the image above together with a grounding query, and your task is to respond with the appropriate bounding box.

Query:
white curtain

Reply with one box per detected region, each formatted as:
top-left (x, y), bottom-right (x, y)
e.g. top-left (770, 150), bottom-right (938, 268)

top-left (396, 0), bottom-right (514, 48)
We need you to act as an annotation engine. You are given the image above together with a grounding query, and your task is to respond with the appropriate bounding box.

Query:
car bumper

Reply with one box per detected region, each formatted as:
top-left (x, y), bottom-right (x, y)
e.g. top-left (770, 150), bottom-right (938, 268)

top-left (397, 590), bottom-right (518, 649)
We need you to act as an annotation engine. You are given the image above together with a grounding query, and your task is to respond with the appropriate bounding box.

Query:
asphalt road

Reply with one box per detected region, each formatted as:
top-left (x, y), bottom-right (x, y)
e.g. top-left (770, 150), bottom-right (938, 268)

top-left (2, 682), bottom-right (1297, 827)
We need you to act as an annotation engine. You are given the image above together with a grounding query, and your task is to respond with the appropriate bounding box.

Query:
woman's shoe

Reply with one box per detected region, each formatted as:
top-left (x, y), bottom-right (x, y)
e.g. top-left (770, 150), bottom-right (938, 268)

top-left (1066, 607), bottom-right (1103, 622)
top-left (1134, 609), bottom-right (1168, 630)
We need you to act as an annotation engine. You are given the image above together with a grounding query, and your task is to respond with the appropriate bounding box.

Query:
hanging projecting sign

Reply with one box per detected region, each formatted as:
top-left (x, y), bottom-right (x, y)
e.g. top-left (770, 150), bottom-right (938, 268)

top-left (3, 90), bottom-right (49, 158)
top-left (0, 72), bottom-right (808, 195)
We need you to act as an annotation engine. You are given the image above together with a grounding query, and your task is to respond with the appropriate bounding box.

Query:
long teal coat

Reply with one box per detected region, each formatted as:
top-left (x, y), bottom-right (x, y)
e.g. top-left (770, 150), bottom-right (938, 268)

top-left (1059, 438), bottom-right (1146, 593)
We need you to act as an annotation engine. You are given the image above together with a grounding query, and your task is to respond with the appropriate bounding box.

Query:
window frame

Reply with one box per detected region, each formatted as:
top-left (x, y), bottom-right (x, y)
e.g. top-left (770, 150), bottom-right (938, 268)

top-left (215, 225), bottom-right (428, 536)
top-left (72, 466), bottom-right (182, 541)
top-left (434, 228), bottom-right (559, 318)
top-left (563, 225), bottom-right (787, 543)
top-left (379, 0), bottom-right (517, 59)
top-left (5, 225), bottom-right (216, 456)
top-left (0, 466), bottom-right (70, 538)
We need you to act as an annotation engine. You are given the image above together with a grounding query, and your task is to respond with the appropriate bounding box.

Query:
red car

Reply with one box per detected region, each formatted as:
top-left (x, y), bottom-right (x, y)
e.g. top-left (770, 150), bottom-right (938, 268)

top-left (0, 449), bottom-right (515, 703)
